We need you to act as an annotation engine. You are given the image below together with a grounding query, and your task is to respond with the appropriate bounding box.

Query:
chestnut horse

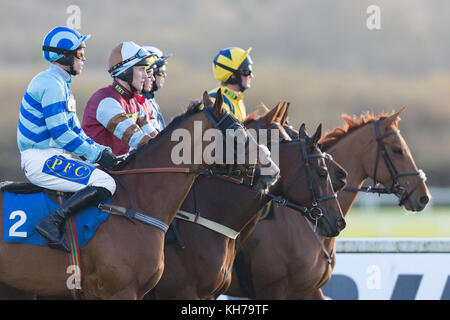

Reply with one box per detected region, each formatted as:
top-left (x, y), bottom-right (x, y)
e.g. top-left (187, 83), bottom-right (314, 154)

top-left (0, 90), bottom-right (279, 299)
top-left (146, 103), bottom-right (346, 300)
top-left (225, 108), bottom-right (431, 299)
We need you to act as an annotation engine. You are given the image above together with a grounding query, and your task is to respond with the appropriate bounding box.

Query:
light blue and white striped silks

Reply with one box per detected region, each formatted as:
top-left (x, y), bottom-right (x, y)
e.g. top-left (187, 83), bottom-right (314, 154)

top-left (17, 64), bottom-right (107, 163)
top-left (42, 26), bottom-right (91, 62)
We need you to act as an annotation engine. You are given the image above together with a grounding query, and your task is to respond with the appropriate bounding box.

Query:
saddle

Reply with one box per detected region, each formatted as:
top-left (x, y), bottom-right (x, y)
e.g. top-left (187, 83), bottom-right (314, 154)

top-left (1, 181), bottom-right (109, 248)
top-left (0, 181), bottom-right (73, 202)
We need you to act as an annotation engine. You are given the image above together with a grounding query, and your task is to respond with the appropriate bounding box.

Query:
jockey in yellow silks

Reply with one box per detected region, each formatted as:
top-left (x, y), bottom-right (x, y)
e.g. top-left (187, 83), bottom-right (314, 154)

top-left (205, 47), bottom-right (254, 122)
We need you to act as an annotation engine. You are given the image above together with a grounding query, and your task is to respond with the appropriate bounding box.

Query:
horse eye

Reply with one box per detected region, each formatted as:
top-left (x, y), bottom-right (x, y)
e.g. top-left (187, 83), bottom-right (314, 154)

top-left (318, 168), bottom-right (328, 178)
top-left (392, 148), bottom-right (403, 155)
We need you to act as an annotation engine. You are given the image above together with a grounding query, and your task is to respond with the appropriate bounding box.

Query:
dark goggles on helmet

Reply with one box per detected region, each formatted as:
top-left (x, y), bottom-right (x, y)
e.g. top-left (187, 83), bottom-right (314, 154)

top-left (155, 65), bottom-right (167, 76)
top-left (42, 45), bottom-right (85, 60)
top-left (108, 48), bottom-right (153, 74)
top-left (213, 56), bottom-right (253, 77)
top-left (239, 68), bottom-right (252, 77)
top-left (238, 57), bottom-right (253, 76)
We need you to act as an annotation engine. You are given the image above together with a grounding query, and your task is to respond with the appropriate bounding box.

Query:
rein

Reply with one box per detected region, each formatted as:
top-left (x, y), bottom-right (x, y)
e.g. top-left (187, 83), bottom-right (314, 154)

top-left (344, 119), bottom-right (426, 206)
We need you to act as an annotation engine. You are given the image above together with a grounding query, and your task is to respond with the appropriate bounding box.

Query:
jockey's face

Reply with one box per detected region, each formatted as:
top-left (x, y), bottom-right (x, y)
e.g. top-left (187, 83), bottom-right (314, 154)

top-left (71, 48), bottom-right (86, 75)
top-left (154, 66), bottom-right (167, 89)
top-left (132, 65), bottom-right (148, 92)
top-left (142, 69), bottom-right (155, 93)
top-left (240, 71), bottom-right (254, 91)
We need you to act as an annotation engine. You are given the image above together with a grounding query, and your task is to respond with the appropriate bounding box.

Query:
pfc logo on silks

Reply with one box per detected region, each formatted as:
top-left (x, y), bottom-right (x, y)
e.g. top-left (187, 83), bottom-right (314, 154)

top-left (42, 155), bottom-right (94, 185)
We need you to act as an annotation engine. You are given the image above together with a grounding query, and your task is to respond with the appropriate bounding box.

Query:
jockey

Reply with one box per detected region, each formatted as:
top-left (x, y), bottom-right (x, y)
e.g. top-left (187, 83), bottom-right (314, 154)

top-left (208, 47), bottom-right (254, 122)
top-left (81, 42), bottom-right (158, 156)
top-left (141, 46), bottom-right (172, 133)
top-left (18, 26), bottom-right (118, 252)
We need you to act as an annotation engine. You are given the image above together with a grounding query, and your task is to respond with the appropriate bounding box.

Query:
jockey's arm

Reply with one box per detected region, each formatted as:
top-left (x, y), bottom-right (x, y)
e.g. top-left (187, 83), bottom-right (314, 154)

top-left (96, 97), bottom-right (153, 149)
top-left (41, 87), bottom-right (106, 163)
top-left (137, 105), bottom-right (157, 138)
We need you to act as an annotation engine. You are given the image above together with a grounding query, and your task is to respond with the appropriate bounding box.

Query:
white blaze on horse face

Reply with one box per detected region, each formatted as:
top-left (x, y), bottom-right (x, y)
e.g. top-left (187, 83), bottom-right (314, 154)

top-left (258, 144), bottom-right (280, 177)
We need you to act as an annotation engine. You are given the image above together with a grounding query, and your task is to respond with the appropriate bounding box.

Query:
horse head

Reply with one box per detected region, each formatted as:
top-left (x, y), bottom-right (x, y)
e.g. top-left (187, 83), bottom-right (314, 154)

top-left (245, 105), bottom-right (346, 237)
top-left (201, 89), bottom-right (280, 192)
top-left (298, 123), bottom-right (347, 193)
top-left (280, 123), bottom-right (346, 237)
top-left (358, 108), bottom-right (431, 211)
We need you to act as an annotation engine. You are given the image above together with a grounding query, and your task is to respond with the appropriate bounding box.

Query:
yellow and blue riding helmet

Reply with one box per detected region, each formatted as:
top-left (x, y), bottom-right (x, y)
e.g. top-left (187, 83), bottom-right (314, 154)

top-left (213, 47), bottom-right (252, 86)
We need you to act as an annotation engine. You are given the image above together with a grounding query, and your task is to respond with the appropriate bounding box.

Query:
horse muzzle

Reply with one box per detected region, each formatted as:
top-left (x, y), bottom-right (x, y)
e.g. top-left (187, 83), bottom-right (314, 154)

top-left (317, 213), bottom-right (346, 238)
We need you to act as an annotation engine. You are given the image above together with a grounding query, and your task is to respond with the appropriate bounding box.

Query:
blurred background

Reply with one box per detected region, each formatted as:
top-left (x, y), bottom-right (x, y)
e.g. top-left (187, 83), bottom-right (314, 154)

top-left (0, 0), bottom-right (449, 236)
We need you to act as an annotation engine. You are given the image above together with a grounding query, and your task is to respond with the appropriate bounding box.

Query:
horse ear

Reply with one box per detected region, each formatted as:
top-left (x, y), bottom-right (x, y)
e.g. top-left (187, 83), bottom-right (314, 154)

top-left (383, 107), bottom-right (405, 128)
top-left (263, 102), bottom-right (281, 124)
top-left (276, 101), bottom-right (287, 123)
top-left (260, 102), bottom-right (270, 114)
top-left (298, 123), bottom-right (307, 138)
top-left (203, 91), bottom-right (213, 107)
top-left (312, 123), bottom-right (322, 146)
top-left (213, 88), bottom-right (224, 114)
top-left (281, 102), bottom-right (290, 126)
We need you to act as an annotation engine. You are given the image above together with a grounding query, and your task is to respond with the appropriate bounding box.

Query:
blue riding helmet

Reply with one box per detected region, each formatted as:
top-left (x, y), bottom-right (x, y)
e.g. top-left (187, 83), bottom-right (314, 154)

top-left (42, 26), bottom-right (91, 62)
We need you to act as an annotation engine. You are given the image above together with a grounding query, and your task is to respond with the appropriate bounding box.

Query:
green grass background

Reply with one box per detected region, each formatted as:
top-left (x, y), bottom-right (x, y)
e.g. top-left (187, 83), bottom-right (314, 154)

top-left (339, 206), bottom-right (450, 238)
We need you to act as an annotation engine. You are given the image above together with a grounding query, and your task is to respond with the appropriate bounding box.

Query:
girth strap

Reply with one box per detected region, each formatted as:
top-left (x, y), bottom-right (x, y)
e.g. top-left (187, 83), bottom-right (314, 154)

top-left (98, 203), bottom-right (169, 233)
top-left (176, 210), bottom-right (240, 239)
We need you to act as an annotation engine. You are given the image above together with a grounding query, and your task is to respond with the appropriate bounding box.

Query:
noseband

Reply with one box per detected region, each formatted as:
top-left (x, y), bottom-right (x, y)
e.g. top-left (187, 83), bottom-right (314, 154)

top-left (265, 138), bottom-right (337, 230)
top-left (344, 119), bottom-right (426, 206)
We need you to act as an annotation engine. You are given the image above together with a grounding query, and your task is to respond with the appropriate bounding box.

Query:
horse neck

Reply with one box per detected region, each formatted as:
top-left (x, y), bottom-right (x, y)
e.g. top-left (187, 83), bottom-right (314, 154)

top-left (324, 126), bottom-right (372, 217)
top-left (188, 175), bottom-right (268, 233)
top-left (111, 130), bottom-right (199, 226)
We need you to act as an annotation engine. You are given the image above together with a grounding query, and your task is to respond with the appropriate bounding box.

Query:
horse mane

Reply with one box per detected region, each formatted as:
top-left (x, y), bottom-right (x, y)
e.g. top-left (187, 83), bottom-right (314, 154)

top-left (116, 99), bottom-right (203, 169)
top-left (319, 111), bottom-right (399, 150)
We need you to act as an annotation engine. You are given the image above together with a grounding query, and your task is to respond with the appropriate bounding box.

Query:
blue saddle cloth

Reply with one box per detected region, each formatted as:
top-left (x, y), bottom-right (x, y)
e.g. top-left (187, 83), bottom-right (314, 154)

top-left (3, 191), bottom-right (109, 247)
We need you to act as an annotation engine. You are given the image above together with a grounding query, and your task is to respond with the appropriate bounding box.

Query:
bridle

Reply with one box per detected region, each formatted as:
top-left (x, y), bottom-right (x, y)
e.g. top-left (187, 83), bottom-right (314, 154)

top-left (265, 138), bottom-right (338, 231)
top-left (344, 119), bottom-right (427, 206)
top-left (256, 123), bottom-right (338, 229)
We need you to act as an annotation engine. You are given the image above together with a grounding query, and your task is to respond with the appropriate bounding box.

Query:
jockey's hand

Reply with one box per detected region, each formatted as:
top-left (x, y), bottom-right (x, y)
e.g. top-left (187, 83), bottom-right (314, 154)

top-left (96, 149), bottom-right (120, 171)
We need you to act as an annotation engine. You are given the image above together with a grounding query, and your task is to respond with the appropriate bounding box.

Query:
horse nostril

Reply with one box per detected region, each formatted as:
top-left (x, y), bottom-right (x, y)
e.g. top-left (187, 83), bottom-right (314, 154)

top-left (336, 218), bottom-right (346, 231)
top-left (420, 196), bottom-right (429, 206)
top-left (338, 170), bottom-right (347, 180)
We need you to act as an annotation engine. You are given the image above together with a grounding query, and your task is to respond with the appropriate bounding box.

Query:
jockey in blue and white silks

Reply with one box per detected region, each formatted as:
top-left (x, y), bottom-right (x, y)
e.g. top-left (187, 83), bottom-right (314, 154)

top-left (17, 26), bottom-right (118, 253)
top-left (18, 64), bottom-right (106, 162)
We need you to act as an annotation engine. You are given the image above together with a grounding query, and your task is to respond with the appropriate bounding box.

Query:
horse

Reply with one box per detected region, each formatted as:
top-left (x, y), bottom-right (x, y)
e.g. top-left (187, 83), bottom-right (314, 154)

top-left (0, 90), bottom-right (280, 299)
top-left (145, 102), bottom-right (346, 300)
top-left (226, 107), bottom-right (431, 299)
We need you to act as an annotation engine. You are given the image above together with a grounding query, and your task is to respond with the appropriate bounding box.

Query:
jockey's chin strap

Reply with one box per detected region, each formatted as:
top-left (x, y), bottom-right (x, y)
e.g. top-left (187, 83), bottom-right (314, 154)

top-left (343, 119), bottom-right (427, 207)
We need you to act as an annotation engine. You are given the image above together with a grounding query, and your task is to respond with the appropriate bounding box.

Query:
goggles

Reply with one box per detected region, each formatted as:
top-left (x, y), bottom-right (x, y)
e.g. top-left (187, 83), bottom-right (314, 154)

top-left (108, 48), bottom-right (152, 74)
top-left (155, 65), bottom-right (167, 76)
top-left (239, 69), bottom-right (252, 77)
top-left (214, 59), bottom-right (253, 77)
top-left (42, 45), bottom-right (85, 59)
top-left (74, 50), bottom-right (85, 59)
